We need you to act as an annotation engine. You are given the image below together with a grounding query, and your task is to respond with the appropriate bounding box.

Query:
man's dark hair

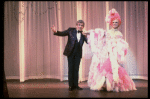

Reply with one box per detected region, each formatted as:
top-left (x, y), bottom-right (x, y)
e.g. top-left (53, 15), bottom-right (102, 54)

top-left (76, 20), bottom-right (85, 27)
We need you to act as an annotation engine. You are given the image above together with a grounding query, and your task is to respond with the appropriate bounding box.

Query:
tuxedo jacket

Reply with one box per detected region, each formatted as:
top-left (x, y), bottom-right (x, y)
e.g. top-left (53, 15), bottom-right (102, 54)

top-left (54, 28), bottom-right (88, 57)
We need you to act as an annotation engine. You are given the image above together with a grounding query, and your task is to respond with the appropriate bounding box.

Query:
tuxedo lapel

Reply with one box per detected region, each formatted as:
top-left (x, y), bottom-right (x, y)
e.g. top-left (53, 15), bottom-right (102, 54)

top-left (70, 28), bottom-right (83, 46)
top-left (72, 29), bottom-right (77, 41)
top-left (79, 34), bottom-right (84, 46)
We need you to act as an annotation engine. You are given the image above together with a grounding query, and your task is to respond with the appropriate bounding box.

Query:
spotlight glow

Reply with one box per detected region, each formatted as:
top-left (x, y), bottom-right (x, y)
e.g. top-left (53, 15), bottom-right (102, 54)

top-left (19, 1), bottom-right (25, 82)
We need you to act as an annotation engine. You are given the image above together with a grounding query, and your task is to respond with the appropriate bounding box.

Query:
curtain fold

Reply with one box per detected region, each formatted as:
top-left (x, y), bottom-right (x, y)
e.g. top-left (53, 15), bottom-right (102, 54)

top-left (4, 1), bottom-right (148, 82)
top-left (125, 1), bottom-right (148, 79)
top-left (81, 1), bottom-right (107, 82)
top-left (23, 1), bottom-right (62, 81)
top-left (4, 1), bottom-right (20, 79)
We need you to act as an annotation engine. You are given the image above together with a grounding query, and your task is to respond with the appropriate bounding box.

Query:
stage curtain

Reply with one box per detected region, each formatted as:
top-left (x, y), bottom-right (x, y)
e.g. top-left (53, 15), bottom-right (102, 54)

top-left (4, 1), bottom-right (75, 82)
top-left (4, 1), bottom-right (148, 82)
top-left (4, 1), bottom-right (20, 79)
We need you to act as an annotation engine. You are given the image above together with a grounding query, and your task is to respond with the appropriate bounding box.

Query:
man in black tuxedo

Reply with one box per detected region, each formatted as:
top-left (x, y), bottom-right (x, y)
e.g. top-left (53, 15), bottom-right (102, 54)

top-left (51, 20), bottom-right (88, 91)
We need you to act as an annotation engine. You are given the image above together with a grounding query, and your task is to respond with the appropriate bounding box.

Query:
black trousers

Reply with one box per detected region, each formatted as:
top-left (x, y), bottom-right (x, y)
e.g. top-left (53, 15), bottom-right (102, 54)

top-left (67, 54), bottom-right (81, 87)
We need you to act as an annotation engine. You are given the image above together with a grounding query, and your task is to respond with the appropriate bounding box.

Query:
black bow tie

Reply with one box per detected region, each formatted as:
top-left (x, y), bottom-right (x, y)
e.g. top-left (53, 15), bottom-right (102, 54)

top-left (78, 31), bottom-right (83, 33)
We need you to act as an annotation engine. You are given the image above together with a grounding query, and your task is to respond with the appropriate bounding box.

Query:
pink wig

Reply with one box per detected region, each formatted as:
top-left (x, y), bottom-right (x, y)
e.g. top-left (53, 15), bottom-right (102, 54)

top-left (105, 8), bottom-right (121, 26)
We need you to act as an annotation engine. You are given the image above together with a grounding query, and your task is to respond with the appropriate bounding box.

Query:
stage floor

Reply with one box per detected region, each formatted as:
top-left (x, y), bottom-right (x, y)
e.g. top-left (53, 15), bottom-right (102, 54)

top-left (6, 79), bottom-right (148, 98)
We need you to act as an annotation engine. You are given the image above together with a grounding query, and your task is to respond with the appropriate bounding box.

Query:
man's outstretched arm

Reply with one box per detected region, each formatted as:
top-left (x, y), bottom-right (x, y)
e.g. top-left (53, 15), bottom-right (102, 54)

top-left (51, 25), bottom-right (69, 36)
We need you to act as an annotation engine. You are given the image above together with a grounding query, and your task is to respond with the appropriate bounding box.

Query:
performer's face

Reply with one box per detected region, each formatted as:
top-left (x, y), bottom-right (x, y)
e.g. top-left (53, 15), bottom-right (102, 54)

top-left (112, 19), bottom-right (119, 29)
top-left (76, 23), bottom-right (84, 31)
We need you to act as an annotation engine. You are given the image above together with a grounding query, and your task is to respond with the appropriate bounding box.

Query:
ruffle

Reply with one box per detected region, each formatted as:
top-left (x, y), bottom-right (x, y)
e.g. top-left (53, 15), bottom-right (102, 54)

top-left (88, 58), bottom-right (137, 92)
top-left (87, 28), bottom-right (136, 92)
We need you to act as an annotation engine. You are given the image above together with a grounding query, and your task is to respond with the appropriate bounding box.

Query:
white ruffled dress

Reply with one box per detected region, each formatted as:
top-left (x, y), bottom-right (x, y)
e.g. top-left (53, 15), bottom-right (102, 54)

top-left (87, 28), bottom-right (137, 92)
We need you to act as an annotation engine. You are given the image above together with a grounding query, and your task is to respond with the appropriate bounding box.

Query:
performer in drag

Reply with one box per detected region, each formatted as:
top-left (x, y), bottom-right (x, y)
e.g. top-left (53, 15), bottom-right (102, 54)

top-left (51, 20), bottom-right (88, 91)
top-left (87, 8), bottom-right (137, 92)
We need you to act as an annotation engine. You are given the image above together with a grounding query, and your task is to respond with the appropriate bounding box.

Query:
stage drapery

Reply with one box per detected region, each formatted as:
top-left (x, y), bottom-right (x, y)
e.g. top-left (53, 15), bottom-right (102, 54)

top-left (4, 1), bottom-right (148, 82)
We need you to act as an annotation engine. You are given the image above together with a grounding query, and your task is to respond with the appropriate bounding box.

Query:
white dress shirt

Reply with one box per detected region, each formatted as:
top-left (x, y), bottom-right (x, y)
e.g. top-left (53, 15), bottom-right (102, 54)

top-left (77, 30), bottom-right (81, 42)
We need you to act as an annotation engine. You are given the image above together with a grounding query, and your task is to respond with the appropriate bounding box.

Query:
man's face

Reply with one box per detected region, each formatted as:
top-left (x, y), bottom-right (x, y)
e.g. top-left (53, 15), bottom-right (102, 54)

top-left (76, 23), bottom-right (84, 31)
top-left (112, 19), bottom-right (119, 29)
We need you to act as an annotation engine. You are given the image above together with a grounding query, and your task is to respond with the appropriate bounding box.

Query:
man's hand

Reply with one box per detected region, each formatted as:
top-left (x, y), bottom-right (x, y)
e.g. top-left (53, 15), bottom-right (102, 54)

top-left (51, 25), bottom-right (57, 33)
top-left (82, 30), bottom-right (90, 36)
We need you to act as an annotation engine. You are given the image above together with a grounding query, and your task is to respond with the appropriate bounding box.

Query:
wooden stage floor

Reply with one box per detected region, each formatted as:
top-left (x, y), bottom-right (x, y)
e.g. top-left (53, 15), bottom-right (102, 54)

top-left (6, 79), bottom-right (148, 98)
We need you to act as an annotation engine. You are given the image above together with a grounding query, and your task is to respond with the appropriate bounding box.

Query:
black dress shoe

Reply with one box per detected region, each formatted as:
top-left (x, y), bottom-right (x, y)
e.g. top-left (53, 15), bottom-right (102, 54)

top-left (75, 86), bottom-right (83, 90)
top-left (69, 86), bottom-right (74, 91)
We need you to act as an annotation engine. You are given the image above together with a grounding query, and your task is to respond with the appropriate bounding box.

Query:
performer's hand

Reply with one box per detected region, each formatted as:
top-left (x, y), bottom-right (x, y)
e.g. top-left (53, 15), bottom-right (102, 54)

top-left (51, 25), bottom-right (57, 33)
top-left (82, 30), bottom-right (90, 36)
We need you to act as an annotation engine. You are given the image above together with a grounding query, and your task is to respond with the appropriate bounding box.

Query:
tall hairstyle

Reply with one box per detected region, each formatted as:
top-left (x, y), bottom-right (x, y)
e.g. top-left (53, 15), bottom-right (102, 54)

top-left (105, 8), bottom-right (121, 27)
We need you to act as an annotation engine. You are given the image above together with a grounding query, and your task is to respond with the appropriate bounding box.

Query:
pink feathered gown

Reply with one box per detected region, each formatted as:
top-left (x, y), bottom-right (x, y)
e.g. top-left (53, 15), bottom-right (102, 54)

top-left (87, 28), bottom-right (137, 92)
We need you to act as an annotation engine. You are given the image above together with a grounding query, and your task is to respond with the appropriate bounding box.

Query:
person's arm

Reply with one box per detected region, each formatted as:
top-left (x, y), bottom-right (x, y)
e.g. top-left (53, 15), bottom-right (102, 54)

top-left (83, 30), bottom-right (90, 37)
top-left (51, 25), bottom-right (69, 36)
top-left (90, 30), bottom-right (97, 53)
top-left (84, 36), bottom-right (88, 44)
top-left (83, 30), bottom-right (90, 44)
top-left (54, 29), bottom-right (69, 36)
